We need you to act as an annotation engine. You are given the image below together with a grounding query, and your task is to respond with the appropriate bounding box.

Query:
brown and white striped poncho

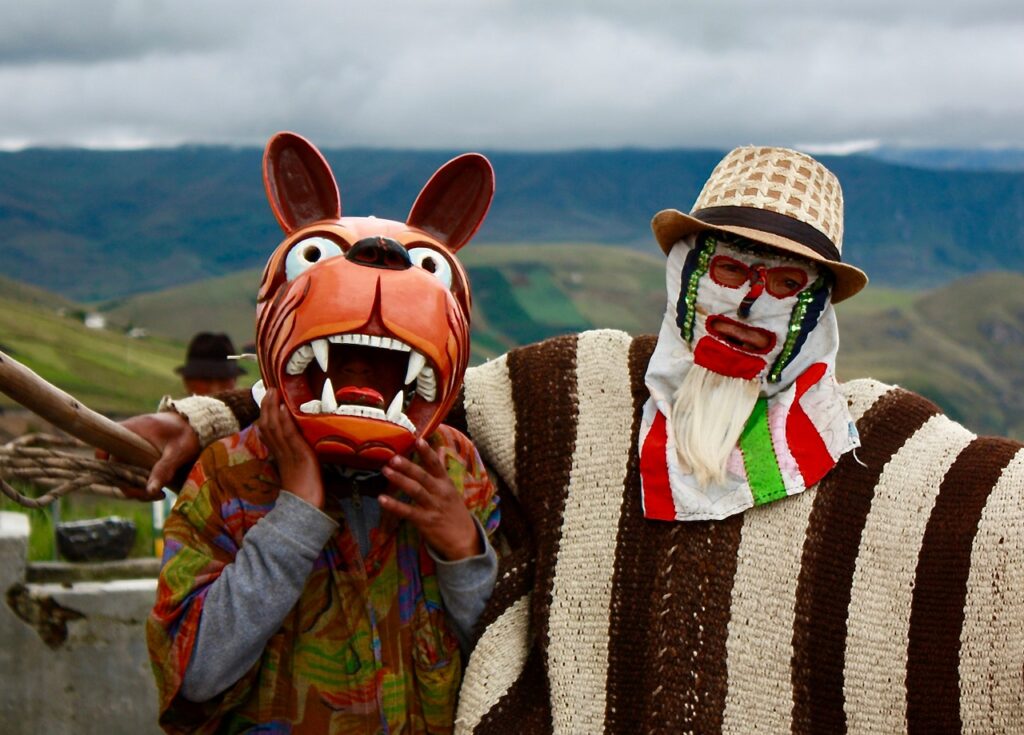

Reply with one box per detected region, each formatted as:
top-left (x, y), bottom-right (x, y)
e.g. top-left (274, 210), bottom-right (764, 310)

top-left (445, 329), bottom-right (1024, 735)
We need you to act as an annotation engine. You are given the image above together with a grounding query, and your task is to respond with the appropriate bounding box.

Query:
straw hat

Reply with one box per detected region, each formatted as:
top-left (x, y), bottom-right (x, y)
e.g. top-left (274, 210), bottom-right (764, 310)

top-left (651, 146), bottom-right (868, 302)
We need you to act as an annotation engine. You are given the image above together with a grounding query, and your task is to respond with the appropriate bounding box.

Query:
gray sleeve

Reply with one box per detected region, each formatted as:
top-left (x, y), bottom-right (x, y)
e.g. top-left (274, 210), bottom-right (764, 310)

top-left (179, 492), bottom-right (338, 703)
top-left (427, 517), bottom-right (498, 655)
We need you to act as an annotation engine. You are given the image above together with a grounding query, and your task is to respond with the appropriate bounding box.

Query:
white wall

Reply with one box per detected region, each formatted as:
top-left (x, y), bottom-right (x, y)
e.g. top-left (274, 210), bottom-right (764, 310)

top-left (0, 512), bottom-right (162, 734)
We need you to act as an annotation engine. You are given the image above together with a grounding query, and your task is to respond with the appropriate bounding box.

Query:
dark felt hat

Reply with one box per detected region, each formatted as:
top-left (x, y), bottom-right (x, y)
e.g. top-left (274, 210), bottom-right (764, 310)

top-left (175, 332), bottom-right (246, 379)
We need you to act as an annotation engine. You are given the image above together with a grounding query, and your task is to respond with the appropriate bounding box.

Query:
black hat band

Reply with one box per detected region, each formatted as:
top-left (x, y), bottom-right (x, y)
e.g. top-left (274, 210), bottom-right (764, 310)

top-left (691, 206), bottom-right (841, 263)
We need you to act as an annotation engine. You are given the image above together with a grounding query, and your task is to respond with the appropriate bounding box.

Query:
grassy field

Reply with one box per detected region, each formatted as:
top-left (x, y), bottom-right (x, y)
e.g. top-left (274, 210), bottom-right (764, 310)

top-left (0, 293), bottom-right (182, 415)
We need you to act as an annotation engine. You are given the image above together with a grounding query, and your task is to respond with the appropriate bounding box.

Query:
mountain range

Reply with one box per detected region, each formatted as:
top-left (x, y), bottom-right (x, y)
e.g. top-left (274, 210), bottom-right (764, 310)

top-left (2, 146), bottom-right (1024, 301)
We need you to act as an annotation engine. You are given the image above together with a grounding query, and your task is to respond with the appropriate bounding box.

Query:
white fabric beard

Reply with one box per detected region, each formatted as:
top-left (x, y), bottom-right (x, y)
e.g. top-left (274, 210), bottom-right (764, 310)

top-left (671, 364), bottom-right (760, 488)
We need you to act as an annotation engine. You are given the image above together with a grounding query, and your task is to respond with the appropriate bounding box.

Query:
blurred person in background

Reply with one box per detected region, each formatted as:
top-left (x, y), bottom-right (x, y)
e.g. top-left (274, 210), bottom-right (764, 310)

top-left (153, 332), bottom-right (248, 555)
top-left (174, 332), bottom-right (246, 396)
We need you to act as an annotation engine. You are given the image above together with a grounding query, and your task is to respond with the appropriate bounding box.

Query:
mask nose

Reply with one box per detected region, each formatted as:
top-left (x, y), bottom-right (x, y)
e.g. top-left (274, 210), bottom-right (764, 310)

top-left (738, 265), bottom-right (767, 318)
top-left (345, 236), bottom-right (412, 270)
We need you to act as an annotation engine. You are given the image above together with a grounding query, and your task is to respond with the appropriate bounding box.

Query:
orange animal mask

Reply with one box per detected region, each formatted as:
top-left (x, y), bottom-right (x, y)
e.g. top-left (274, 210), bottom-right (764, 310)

top-left (253, 132), bottom-right (494, 468)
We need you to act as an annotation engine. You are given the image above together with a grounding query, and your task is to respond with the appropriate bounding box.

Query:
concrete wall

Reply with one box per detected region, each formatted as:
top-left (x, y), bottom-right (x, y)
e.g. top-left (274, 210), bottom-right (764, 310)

top-left (0, 512), bottom-right (162, 734)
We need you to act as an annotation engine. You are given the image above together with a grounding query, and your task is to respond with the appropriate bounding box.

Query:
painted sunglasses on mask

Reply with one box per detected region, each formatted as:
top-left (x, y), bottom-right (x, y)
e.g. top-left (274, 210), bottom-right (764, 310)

top-left (709, 255), bottom-right (809, 299)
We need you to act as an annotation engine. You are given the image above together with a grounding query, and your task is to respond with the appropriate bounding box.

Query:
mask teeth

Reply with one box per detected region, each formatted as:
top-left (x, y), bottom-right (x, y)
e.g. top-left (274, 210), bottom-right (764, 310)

top-left (284, 333), bottom-right (414, 375)
top-left (416, 367), bottom-right (437, 401)
top-left (386, 392), bottom-right (404, 421)
top-left (320, 377), bottom-right (337, 412)
top-left (403, 351), bottom-right (438, 402)
top-left (285, 344), bottom-right (315, 375)
top-left (297, 392), bottom-right (416, 432)
top-left (312, 339), bottom-right (330, 372)
top-left (405, 350), bottom-right (426, 385)
top-left (282, 332), bottom-right (433, 431)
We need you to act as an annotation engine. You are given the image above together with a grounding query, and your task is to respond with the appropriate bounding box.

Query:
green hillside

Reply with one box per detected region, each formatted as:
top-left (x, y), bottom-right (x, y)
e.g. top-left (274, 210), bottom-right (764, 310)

top-left (100, 269), bottom-right (262, 351)
top-left (838, 271), bottom-right (1024, 438)
top-left (463, 243), bottom-right (666, 360)
top-left (0, 278), bottom-right (257, 417)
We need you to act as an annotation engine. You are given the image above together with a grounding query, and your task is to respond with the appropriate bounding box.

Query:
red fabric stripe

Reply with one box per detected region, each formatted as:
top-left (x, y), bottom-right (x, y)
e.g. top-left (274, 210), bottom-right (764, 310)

top-left (787, 363), bottom-right (834, 486)
top-left (794, 362), bottom-right (827, 397)
top-left (640, 411), bottom-right (677, 521)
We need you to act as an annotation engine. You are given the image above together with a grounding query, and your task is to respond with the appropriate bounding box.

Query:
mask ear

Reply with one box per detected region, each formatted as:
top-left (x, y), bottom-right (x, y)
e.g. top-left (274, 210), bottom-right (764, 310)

top-left (408, 153), bottom-right (494, 252)
top-left (263, 131), bottom-right (342, 234)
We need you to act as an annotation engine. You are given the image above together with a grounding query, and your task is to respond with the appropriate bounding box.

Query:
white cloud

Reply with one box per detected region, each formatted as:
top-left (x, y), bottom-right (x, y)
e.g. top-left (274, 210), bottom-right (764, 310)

top-left (0, 0), bottom-right (1022, 150)
top-left (796, 139), bottom-right (882, 156)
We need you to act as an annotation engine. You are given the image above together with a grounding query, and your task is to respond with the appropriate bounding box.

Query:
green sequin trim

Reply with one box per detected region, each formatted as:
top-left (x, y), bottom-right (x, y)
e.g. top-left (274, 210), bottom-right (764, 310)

top-left (682, 236), bottom-right (716, 343)
top-left (767, 276), bottom-right (825, 383)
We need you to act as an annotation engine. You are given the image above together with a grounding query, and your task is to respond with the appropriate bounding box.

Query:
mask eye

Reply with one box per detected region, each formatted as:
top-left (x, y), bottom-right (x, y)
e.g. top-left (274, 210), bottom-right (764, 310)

top-left (285, 237), bottom-right (343, 281)
top-left (710, 256), bottom-right (750, 288)
top-left (408, 247), bottom-right (453, 289)
top-left (766, 267), bottom-right (809, 298)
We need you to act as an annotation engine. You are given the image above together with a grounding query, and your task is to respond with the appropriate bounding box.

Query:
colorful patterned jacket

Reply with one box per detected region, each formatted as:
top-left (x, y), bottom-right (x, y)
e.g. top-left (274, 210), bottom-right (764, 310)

top-left (148, 423), bottom-right (499, 735)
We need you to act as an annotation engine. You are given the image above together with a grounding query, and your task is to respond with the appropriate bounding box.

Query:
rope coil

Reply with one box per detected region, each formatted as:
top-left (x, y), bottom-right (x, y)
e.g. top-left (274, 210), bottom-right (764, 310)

top-left (0, 349), bottom-right (160, 508)
top-left (0, 433), bottom-right (148, 509)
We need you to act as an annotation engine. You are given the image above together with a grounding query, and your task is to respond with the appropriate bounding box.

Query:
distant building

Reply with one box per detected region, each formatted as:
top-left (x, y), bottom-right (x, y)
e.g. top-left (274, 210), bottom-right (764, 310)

top-left (84, 313), bottom-right (106, 330)
top-left (126, 327), bottom-right (149, 339)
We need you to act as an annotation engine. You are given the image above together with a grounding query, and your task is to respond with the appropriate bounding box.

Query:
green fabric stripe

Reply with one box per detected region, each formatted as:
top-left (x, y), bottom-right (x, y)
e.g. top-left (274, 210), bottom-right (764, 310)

top-left (739, 398), bottom-right (787, 505)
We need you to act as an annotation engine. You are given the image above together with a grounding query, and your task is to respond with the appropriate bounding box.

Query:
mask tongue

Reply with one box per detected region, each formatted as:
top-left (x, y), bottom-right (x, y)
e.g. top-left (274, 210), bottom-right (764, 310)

top-left (335, 386), bottom-right (385, 409)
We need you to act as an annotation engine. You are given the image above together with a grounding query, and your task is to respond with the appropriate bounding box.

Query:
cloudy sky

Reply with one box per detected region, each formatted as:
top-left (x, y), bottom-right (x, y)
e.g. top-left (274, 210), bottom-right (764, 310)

top-left (2, 0), bottom-right (1022, 152)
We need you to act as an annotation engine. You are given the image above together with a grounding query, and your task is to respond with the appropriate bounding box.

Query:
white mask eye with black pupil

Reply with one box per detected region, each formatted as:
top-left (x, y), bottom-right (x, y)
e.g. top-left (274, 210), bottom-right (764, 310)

top-left (408, 247), bottom-right (453, 289)
top-left (285, 237), bottom-right (343, 281)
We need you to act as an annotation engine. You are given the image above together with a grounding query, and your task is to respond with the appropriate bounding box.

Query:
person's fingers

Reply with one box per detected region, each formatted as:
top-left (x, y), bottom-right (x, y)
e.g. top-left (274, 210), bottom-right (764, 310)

top-left (119, 484), bottom-right (148, 501)
top-left (276, 402), bottom-right (305, 444)
top-left (388, 453), bottom-right (433, 488)
top-left (258, 390), bottom-right (284, 445)
top-left (413, 438), bottom-right (447, 479)
top-left (378, 493), bottom-right (422, 522)
top-left (381, 464), bottom-right (427, 499)
top-left (262, 386), bottom-right (278, 408)
top-left (278, 415), bottom-right (305, 457)
top-left (269, 402), bottom-right (290, 444)
top-left (258, 390), bottom-right (276, 427)
top-left (124, 484), bottom-right (166, 502)
top-left (147, 454), bottom-right (179, 496)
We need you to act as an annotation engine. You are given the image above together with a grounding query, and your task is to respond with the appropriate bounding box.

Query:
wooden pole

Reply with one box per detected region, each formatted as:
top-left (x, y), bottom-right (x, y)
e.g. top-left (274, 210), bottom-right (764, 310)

top-left (0, 350), bottom-right (160, 469)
